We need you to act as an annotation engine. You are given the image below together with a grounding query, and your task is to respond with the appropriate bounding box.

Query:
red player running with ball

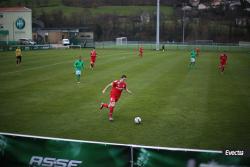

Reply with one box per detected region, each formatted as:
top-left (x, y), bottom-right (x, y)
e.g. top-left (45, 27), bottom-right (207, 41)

top-left (90, 48), bottom-right (97, 70)
top-left (219, 52), bottom-right (228, 74)
top-left (100, 75), bottom-right (132, 121)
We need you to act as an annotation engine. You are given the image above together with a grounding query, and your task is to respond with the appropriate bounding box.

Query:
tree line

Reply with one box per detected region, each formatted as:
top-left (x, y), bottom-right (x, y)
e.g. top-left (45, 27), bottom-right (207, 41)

top-left (36, 6), bottom-right (250, 43)
top-left (2, 0), bottom-right (249, 42)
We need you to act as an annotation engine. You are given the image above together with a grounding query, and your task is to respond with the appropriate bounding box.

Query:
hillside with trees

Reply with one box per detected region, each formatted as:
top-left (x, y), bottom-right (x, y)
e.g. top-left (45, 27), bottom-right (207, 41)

top-left (1, 0), bottom-right (250, 42)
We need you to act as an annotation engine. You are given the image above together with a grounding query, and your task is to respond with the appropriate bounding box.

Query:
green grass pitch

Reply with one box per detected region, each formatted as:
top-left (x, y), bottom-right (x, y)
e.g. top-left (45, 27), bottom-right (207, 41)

top-left (0, 48), bottom-right (249, 150)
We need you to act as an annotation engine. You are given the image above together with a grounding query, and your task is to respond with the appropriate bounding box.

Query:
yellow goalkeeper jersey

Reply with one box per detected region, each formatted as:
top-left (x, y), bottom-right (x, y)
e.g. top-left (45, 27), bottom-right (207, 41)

top-left (16, 48), bottom-right (22, 57)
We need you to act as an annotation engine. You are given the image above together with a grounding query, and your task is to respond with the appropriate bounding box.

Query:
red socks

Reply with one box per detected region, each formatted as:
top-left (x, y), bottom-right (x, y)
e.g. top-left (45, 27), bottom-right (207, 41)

top-left (221, 67), bottom-right (224, 72)
top-left (102, 103), bottom-right (108, 108)
top-left (109, 107), bottom-right (114, 118)
top-left (101, 103), bottom-right (114, 118)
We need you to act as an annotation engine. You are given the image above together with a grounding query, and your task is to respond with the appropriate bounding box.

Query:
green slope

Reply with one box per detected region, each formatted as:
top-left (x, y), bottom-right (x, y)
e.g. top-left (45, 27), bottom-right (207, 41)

top-left (33, 5), bottom-right (173, 17)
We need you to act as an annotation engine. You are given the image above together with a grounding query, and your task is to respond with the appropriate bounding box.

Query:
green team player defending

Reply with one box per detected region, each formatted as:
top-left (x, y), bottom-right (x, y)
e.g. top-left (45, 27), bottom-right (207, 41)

top-left (74, 56), bottom-right (84, 83)
top-left (189, 49), bottom-right (197, 69)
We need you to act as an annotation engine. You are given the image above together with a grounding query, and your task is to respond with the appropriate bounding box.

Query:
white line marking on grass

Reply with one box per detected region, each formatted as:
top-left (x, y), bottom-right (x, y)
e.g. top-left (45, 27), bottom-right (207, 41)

top-left (0, 60), bottom-right (72, 76)
top-left (0, 52), bottom-right (131, 76)
top-left (0, 132), bottom-right (222, 153)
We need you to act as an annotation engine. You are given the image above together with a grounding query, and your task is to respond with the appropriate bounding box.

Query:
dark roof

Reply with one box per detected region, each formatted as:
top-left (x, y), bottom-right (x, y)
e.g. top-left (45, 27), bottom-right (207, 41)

top-left (0, 7), bottom-right (31, 12)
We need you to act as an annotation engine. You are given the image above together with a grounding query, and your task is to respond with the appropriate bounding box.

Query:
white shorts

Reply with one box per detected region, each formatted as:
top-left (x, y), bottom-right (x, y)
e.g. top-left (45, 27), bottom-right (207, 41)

top-left (75, 70), bottom-right (81, 75)
top-left (190, 58), bottom-right (195, 63)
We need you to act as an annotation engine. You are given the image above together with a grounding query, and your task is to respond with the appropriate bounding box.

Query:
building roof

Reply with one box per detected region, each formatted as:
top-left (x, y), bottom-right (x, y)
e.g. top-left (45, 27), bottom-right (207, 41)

top-left (0, 7), bottom-right (31, 12)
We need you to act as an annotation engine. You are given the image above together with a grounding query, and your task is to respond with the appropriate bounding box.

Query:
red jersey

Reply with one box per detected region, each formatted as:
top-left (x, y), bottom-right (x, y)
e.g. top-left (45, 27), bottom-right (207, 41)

top-left (90, 50), bottom-right (97, 63)
top-left (110, 80), bottom-right (127, 99)
top-left (90, 50), bottom-right (97, 58)
top-left (220, 53), bottom-right (227, 65)
top-left (139, 47), bottom-right (143, 53)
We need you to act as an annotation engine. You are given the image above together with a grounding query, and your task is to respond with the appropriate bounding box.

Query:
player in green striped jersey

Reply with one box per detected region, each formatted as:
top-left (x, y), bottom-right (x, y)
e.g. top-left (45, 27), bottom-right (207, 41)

top-left (74, 56), bottom-right (84, 83)
top-left (189, 49), bottom-right (197, 69)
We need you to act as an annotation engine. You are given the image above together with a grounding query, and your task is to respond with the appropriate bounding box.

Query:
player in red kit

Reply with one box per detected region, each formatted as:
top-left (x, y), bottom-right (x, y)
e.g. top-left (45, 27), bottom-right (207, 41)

top-left (219, 52), bottom-right (228, 74)
top-left (100, 75), bottom-right (132, 121)
top-left (139, 47), bottom-right (143, 58)
top-left (90, 48), bottom-right (97, 70)
top-left (195, 47), bottom-right (200, 57)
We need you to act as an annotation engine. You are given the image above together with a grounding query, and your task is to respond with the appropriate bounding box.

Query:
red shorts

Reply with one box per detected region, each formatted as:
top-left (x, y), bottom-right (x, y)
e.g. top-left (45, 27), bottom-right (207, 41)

top-left (219, 64), bottom-right (225, 69)
top-left (91, 58), bottom-right (96, 64)
top-left (220, 62), bottom-right (226, 66)
top-left (110, 96), bottom-right (119, 103)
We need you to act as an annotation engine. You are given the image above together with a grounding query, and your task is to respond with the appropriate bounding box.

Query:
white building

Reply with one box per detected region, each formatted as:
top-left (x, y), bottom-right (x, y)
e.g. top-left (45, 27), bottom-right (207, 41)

top-left (0, 7), bottom-right (32, 44)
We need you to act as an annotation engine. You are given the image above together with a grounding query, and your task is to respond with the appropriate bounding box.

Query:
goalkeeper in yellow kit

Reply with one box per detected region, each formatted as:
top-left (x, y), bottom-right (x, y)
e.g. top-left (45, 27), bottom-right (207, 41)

top-left (16, 47), bottom-right (22, 65)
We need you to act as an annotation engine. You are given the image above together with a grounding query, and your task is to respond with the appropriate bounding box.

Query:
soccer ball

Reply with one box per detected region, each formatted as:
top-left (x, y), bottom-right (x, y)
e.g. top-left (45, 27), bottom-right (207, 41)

top-left (134, 117), bottom-right (142, 124)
